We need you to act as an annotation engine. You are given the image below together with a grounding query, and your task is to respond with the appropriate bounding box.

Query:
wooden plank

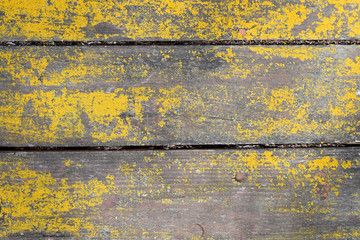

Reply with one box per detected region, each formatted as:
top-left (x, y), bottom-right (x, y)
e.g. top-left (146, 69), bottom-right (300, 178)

top-left (0, 148), bottom-right (358, 238)
top-left (1, 0), bottom-right (360, 41)
top-left (1, 45), bottom-right (359, 146)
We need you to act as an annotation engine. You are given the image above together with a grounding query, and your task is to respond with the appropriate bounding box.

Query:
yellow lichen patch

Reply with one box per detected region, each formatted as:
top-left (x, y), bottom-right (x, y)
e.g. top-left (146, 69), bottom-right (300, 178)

top-left (321, 228), bottom-right (360, 239)
top-left (263, 87), bottom-right (295, 112)
top-left (298, 1), bottom-right (360, 39)
top-left (0, 0), bottom-right (360, 40)
top-left (211, 47), bottom-right (255, 80)
top-left (0, 149), bottom-right (357, 238)
top-left (0, 47), bottom-right (156, 86)
top-left (249, 46), bottom-right (327, 61)
top-left (246, 3), bottom-right (309, 39)
top-left (115, 160), bottom-right (176, 218)
top-left (235, 46), bottom-right (360, 141)
top-left (0, 85), bottom-right (206, 144)
top-left (1, 46), bottom-right (360, 145)
top-left (340, 57), bottom-right (360, 75)
top-left (157, 86), bottom-right (185, 118)
top-left (0, 157), bottom-right (117, 237)
top-left (132, 149), bottom-right (356, 212)
top-left (64, 159), bottom-right (73, 166)
top-left (167, 149), bottom-right (356, 239)
top-left (0, 46), bottom-right (246, 87)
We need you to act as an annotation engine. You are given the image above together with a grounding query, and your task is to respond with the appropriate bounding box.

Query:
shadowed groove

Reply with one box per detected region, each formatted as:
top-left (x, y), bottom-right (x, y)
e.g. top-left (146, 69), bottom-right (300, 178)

top-left (0, 143), bottom-right (359, 152)
top-left (2, 39), bottom-right (360, 46)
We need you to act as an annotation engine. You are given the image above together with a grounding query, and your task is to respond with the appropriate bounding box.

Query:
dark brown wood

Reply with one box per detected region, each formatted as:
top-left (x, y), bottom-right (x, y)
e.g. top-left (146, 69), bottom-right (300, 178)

top-left (0, 148), bottom-right (359, 238)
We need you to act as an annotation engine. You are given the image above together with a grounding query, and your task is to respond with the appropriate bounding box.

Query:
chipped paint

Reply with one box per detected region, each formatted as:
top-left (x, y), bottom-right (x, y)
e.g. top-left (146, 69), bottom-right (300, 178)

top-left (0, 156), bottom-right (117, 237)
top-left (0, 46), bottom-right (359, 145)
top-left (0, 149), bottom-right (358, 238)
top-left (0, 86), bottom-right (202, 144)
top-left (0, 0), bottom-right (360, 40)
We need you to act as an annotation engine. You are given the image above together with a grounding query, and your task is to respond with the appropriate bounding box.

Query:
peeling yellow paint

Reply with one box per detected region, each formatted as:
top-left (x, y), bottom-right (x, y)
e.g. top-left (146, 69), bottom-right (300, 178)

top-left (236, 46), bottom-right (360, 141)
top-left (0, 86), bottom-right (201, 144)
top-left (0, 149), bottom-right (357, 238)
top-left (119, 149), bottom-right (356, 210)
top-left (0, 46), bottom-right (359, 145)
top-left (0, 156), bottom-right (117, 237)
top-left (0, 0), bottom-right (360, 40)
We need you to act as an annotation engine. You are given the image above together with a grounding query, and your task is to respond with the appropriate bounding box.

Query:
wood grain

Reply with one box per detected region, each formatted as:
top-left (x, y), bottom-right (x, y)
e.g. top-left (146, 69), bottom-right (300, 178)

top-left (0, 148), bottom-right (359, 239)
top-left (1, 0), bottom-right (360, 41)
top-left (1, 45), bottom-right (359, 146)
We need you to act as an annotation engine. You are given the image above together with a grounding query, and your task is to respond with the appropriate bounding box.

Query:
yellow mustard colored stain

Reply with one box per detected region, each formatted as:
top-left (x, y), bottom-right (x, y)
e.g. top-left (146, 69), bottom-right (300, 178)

top-left (0, 149), bottom-right (357, 237)
top-left (0, 156), bottom-right (117, 237)
top-left (0, 86), bottom-right (194, 144)
top-left (118, 149), bottom-right (356, 208)
top-left (236, 46), bottom-right (360, 141)
top-left (0, 0), bottom-right (360, 40)
top-left (0, 47), bottom-right (155, 86)
top-left (1, 46), bottom-right (360, 144)
top-left (115, 148), bottom-right (358, 239)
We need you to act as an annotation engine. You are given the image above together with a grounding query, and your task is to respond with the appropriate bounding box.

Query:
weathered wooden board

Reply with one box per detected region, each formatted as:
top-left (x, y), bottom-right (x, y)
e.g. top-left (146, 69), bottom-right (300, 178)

top-left (0, 148), bottom-right (358, 239)
top-left (1, 45), bottom-right (359, 146)
top-left (1, 0), bottom-right (360, 41)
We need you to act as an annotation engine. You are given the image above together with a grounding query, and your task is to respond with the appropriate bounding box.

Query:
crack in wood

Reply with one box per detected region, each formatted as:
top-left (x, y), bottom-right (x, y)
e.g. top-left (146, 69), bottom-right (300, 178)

top-left (1, 40), bottom-right (360, 46)
top-left (0, 143), bottom-right (359, 152)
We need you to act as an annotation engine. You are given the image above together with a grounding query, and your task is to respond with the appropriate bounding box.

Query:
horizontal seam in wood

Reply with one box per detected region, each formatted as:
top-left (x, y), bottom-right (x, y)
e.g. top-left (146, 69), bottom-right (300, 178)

top-left (0, 143), bottom-right (359, 152)
top-left (2, 39), bottom-right (360, 46)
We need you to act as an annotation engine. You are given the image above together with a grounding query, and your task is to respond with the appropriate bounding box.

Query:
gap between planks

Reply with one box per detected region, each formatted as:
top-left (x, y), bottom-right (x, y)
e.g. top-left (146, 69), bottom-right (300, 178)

top-left (1, 143), bottom-right (360, 152)
top-left (2, 39), bottom-right (360, 46)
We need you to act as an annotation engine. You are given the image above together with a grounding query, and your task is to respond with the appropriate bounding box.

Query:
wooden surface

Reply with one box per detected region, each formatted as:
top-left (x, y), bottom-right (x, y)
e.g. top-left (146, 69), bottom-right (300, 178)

top-left (1, 0), bottom-right (360, 41)
top-left (1, 45), bottom-right (360, 146)
top-left (0, 148), bottom-right (359, 239)
top-left (1, 1), bottom-right (360, 239)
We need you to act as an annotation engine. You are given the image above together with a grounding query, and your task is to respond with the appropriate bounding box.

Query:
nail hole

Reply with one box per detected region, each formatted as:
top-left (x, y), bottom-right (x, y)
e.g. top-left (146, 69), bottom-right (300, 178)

top-left (234, 172), bottom-right (247, 183)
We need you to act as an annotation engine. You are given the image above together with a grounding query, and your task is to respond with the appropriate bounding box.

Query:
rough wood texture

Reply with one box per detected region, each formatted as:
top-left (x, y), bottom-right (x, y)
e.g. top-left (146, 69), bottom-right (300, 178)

top-left (0, 148), bottom-right (359, 239)
top-left (1, 45), bottom-right (359, 146)
top-left (1, 0), bottom-right (360, 41)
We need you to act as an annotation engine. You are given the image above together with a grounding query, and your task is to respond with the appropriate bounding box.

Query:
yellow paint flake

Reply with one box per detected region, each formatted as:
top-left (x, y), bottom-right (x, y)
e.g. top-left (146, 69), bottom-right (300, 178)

top-left (64, 159), bottom-right (73, 166)
top-left (250, 46), bottom-right (320, 61)
top-left (156, 85), bottom-right (185, 118)
top-left (264, 87), bottom-right (295, 112)
top-left (161, 198), bottom-right (173, 204)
